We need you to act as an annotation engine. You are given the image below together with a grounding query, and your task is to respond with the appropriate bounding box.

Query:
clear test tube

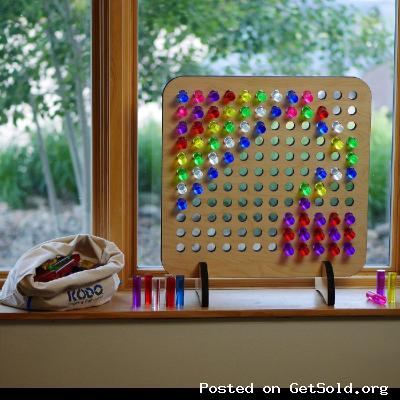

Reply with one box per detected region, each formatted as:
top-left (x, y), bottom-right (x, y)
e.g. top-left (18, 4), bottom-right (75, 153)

top-left (387, 272), bottom-right (397, 304)
top-left (152, 277), bottom-right (162, 310)
top-left (376, 269), bottom-right (385, 296)
top-left (132, 276), bottom-right (141, 309)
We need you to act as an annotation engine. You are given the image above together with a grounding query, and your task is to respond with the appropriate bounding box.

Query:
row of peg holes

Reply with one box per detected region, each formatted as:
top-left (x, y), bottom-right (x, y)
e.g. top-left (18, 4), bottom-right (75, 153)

top-left (318, 90), bottom-right (357, 100)
top-left (176, 242), bottom-right (278, 253)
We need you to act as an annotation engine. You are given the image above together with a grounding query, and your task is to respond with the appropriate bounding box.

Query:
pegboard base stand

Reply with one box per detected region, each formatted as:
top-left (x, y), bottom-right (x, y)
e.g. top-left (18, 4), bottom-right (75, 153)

top-left (315, 261), bottom-right (335, 306)
top-left (195, 262), bottom-right (209, 307)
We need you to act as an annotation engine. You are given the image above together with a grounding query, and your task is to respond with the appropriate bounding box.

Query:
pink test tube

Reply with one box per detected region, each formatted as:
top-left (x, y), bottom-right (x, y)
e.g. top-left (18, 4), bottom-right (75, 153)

top-left (376, 270), bottom-right (385, 296)
top-left (366, 290), bottom-right (387, 305)
top-left (152, 277), bottom-right (162, 310)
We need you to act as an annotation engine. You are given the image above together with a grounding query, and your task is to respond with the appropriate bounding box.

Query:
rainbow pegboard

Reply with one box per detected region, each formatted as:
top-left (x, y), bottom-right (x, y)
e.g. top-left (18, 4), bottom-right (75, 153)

top-left (162, 77), bottom-right (371, 278)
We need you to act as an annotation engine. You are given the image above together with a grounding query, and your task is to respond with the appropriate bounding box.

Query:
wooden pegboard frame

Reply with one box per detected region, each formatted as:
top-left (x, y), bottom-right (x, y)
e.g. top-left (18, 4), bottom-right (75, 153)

top-left (162, 76), bottom-right (371, 278)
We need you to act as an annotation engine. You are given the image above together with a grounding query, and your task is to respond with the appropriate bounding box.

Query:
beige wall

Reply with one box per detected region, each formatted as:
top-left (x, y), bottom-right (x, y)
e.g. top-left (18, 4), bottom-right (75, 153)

top-left (0, 319), bottom-right (399, 388)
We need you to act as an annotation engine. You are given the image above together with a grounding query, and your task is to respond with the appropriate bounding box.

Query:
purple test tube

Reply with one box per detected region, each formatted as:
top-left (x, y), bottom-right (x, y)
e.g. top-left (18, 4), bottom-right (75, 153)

top-left (132, 276), bottom-right (141, 308)
top-left (376, 270), bottom-right (386, 296)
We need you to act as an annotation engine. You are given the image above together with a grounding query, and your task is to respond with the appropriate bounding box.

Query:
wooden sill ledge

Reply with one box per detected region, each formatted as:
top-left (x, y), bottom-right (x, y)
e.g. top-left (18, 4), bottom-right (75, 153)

top-left (0, 288), bottom-right (400, 320)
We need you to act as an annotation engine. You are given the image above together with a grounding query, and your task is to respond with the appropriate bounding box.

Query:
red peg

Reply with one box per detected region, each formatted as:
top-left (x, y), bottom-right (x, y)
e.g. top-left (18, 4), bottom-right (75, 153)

top-left (206, 106), bottom-right (220, 120)
top-left (283, 228), bottom-right (295, 241)
top-left (329, 243), bottom-right (341, 257)
top-left (191, 121), bottom-right (204, 135)
top-left (298, 243), bottom-right (310, 257)
top-left (344, 228), bottom-right (356, 241)
top-left (223, 90), bottom-right (236, 103)
top-left (299, 213), bottom-right (310, 226)
top-left (317, 106), bottom-right (329, 120)
top-left (329, 212), bottom-right (341, 227)
top-left (176, 137), bottom-right (188, 151)
top-left (314, 227), bottom-right (325, 241)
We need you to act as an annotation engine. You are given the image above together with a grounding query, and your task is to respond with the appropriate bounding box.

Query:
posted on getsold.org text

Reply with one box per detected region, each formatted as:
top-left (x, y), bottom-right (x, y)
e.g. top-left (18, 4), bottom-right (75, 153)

top-left (199, 382), bottom-right (390, 396)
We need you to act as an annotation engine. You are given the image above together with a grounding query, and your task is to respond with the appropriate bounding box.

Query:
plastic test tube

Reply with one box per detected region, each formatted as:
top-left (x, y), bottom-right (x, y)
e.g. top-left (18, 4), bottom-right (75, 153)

top-left (176, 275), bottom-right (185, 309)
top-left (152, 277), bottom-right (162, 310)
top-left (387, 272), bottom-right (397, 304)
top-left (166, 275), bottom-right (176, 308)
top-left (366, 290), bottom-right (387, 305)
top-left (376, 269), bottom-right (385, 296)
top-left (144, 275), bottom-right (153, 305)
top-left (132, 276), bottom-right (141, 308)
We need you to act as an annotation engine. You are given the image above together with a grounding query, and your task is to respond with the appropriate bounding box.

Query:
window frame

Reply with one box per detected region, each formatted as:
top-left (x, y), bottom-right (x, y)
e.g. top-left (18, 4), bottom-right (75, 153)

top-left (96, 0), bottom-right (400, 290)
top-left (1, 0), bottom-right (398, 291)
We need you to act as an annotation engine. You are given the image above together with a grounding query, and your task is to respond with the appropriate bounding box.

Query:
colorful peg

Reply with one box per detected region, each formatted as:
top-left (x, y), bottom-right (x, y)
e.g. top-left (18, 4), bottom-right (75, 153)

top-left (177, 198), bottom-right (188, 211)
top-left (283, 228), bottom-right (295, 241)
top-left (313, 242), bottom-right (325, 256)
top-left (271, 89), bottom-right (283, 103)
top-left (315, 167), bottom-right (327, 181)
top-left (283, 212), bottom-right (295, 226)
top-left (314, 227), bottom-right (325, 241)
top-left (240, 121), bottom-right (251, 133)
top-left (192, 182), bottom-right (203, 195)
top-left (192, 90), bottom-right (205, 103)
top-left (314, 212), bottom-right (326, 226)
top-left (299, 213), bottom-right (310, 226)
top-left (223, 90), bottom-right (236, 103)
top-left (344, 227), bottom-right (356, 240)
top-left (301, 90), bottom-right (313, 104)
top-left (176, 106), bottom-right (188, 119)
top-left (206, 106), bottom-right (220, 120)
top-left (298, 243), bottom-right (310, 257)
top-left (301, 106), bottom-right (314, 119)
top-left (344, 212), bottom-right (356, 226)
top-left (329, 212), bottom-right (341, 226)
top-left (239, 90), bottom-right (252, 103)
top-left (176, 182), bottom-right (187, 195)
top-left (343, 242), bottom-right (356, 256)
top-left (270, 106), bottom-right (282, 118)
top-left (329, 243), bottom-right (340, 257)
top-left (283, 243), bottom-right (295, 256)
top-left (224, 136), bottom-right (235, 148)
top-left (285, 106), bottom-right (297, 119)
top-left (176, 137), bottom-right (188, 151)
top-left (208, 136), bottom-right (220, 150)
top-left (298, 227), bottom-right (310, 242)
top-left (176, 121), bottom-right (188, 135)
top-left (299, 197), bottom-right (311, 210)
top-left (316, 106), bottom-right (329, 120)
top-left (316, 121), bottom-right (328, 135)
top-left (299, 182), bottom-right (312, 197)
top-left (207, 90), bottom-right (220, 103)
top-left (192, 105), bottom-right (204, 120)
top-left (191, 121), bottom-right (204, 135)
top-left (223, 152), bottom-right (234, 164)
top-left (207, 167), bottom-right (218, 180)
top-left (314, 182), bottom-right (326, 197)
top-left (176, 90), bottom-right (189, 104)
top-left (346, 167), bottom-right (357, 180)
top-left (256, 90), bottom-right (268, 103)
top-left (286, 90), bottom-right (298, 104)
top-left (239, 136), bottom-right (250, 149)
top-left (255, 121), bottom-right (266, 134)
top-left (328, 227), bottom-right (341, 242)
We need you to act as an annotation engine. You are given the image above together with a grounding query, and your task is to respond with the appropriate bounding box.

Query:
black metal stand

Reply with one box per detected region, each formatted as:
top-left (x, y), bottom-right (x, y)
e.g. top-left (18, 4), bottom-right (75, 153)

top-left (315, 260), bottom-right (335, 306)
top-left (195, 262), bottom-right (209, 307)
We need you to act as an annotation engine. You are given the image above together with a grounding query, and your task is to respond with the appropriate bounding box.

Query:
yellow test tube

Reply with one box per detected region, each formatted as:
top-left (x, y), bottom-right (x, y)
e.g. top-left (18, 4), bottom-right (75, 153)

top-left (387, 272), bottom-right (397, 304)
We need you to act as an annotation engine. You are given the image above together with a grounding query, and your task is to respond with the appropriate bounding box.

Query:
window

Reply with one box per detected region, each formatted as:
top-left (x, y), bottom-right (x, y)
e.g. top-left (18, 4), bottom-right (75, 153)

top-left (137, 0), bottom-right (396, 269)
top-left (0, 0), bottom-right (92, 271)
